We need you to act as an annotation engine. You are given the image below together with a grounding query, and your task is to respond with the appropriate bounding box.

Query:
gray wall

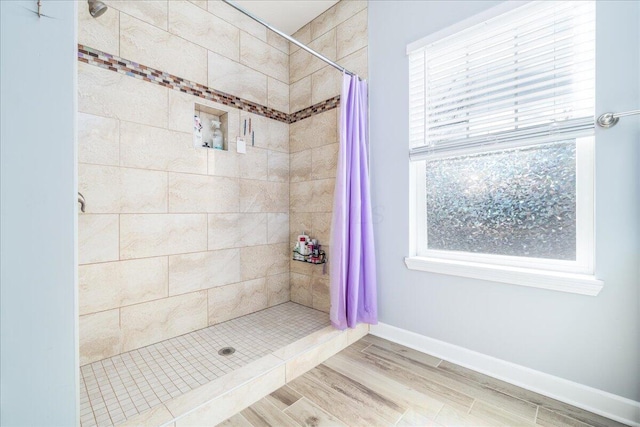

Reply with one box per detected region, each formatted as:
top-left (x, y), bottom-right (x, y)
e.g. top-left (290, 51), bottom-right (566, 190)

top-left (1, 1), bottom-right (78, 424)
top-left (369, 0), bottom-right (640, 401)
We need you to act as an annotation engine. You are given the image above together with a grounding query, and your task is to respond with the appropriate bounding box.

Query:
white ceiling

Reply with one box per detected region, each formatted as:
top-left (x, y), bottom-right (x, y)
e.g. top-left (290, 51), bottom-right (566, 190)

top-left (233, 0), bottom-right (339, 35)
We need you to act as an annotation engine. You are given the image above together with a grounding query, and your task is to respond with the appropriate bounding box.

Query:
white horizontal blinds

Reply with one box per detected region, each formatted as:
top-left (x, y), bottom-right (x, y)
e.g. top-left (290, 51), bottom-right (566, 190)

top-left (408, 1), bottom-right (595, 157)
top-left (409, 50), bottom-right (426, 149)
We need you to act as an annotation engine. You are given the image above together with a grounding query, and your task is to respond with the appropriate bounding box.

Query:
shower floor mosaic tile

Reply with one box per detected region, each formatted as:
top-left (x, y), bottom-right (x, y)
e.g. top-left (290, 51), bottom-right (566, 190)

top-left (79, 302), bottom-right (330, 427)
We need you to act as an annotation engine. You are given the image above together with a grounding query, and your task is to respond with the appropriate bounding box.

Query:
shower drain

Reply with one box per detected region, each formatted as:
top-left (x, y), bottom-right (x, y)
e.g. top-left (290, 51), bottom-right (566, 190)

top-left (218, 347), bottom-right (236, 356)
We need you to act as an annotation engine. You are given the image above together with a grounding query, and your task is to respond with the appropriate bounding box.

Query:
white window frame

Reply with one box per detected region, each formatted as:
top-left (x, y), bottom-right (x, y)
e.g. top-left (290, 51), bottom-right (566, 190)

top-left (404, 2), bottom-right (603, 296)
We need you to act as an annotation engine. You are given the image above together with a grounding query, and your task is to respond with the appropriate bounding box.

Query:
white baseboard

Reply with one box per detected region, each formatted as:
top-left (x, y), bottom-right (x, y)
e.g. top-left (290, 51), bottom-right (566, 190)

top-left (370, 322), bottom-right (640, 427)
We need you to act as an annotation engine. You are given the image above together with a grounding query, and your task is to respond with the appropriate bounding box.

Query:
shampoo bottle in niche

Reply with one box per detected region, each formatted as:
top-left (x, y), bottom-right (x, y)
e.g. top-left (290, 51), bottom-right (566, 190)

top-left (194, 115), bottom-right (203, 148)
top-left (211, 117), bottom-right (224, 150)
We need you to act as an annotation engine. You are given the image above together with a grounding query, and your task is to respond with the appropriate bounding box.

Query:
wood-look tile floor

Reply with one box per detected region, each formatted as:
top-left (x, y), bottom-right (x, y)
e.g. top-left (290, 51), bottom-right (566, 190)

top-left (217, 335), bottom-right (629, 427)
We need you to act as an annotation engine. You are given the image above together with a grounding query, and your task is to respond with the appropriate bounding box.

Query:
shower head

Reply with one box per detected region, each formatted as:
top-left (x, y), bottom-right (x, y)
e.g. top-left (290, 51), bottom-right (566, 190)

top-left (88, 0), bottom-right (108, 18)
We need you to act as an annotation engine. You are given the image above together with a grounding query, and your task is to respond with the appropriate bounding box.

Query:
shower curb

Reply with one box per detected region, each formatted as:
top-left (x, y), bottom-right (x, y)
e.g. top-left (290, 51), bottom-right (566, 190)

top-left (115, 323), bottom-right (370, 427)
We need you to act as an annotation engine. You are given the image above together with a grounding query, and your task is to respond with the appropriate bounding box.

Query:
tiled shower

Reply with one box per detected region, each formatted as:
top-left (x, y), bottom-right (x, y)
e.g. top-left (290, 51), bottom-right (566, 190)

top-left (77, 1), bottom-right (367, 426)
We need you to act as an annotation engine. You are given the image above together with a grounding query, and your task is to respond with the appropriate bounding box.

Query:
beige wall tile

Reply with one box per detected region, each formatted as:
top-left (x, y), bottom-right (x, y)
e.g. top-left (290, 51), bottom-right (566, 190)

top-left (175, 365), bottom-right (285, 427)
top-left (238, 113), bottom-right (288, 153)
top-left (289, 179), bottom-right (335, 213)
top-left (240, 32), bottom-right (288, 83)
top-left (240, 243), bottom-right (289, 281)
top-left (312, 213), bottom-right (332, 247)
top-left (120, 13), bottom-right (207, 85)
top-left (267, 273), bottom-right (290, 307)
top-left (208, 278), bottom-right (268, 325)
top-left (79, 257), bottom-right (168, 315)
top-left (311, 143), bottom-right (339, 180)
top-left (289, 213), bottom-right (313, 246)
top-left (78, 113), bottom-right (119, 166)
top-left (314, 179), bottom-right (335, 213)
top-left (290, 272), bottom-right (312, 307)
top-left (168, 249), bottom-right (241, 295)
top-left (168, 0), bottom-right (239, 61)
top-left (290, 30), bottom-right (336, 83)
top-left (207, 0), bottom-right (267, 42)
top-left (239, 148), bottom-right (268, 180)
top-left (168, 173), bottom-right (239, 213)
top-left (267, 30), bottom-right (289, 54)
top-left (239, 112), bottom-right (266, 147)
top-left (120, 121), bottom-right (207, 174)
top-left (208, 51), bottom-right (267, 105)
top-left (311, 66), bottom-right (341, 105)
top-left (240, 180), bottom-right (289, 213)
top-left (120, 214), bottom-right (207, 259)
top-left (289, 181), bottom-right (313, 213)
top-left (310, 28), bottom-right (337, 60)
top-left (289, 257), bottom-right (316, 277)
top-left (341, 46), bottom-right (368, 79)
top-left (208, 213), bottom-right (267, 250)
top-left (79, 309), bottom-right (122, 365)
top-left (268, 151), bottom-right (289, 182)
top-left (311, 275), bottom-right (330, 313)
top-left (266, 119), bottom-right (289, 153)
top-left (79, 4), bottom-right (119, 54)
top-left (78, 62), bottom-right (168, 127)
top-left (290, 150), bottom-right (312, 183)
top-left (290, 24), bottom-right (311, 55)
top-left (290, 110), bottom-right (337, 153)
top-left (289, 76), bottom-right (311, 113)
top-left (121, 290), bottom-right (208, 351)
top-left (107, 0), bottom-right (168, 30)
top-left (267, 213), bottom-right (289, 244)
top-left (207, 213), bottom-right (239, 250)
top-left (336, 8), bottom-right (367, 60)
top-left (310, 0), bottom-right (367, 40)
top-left (79, 164), bottom-right (168, 213)
top-left (224, 105), bottom-right (242, 144)
top-left (168, 90), bottom-right (194, 133)
top-left (78, 214), bottom-right (119, 265)
top-left (267, 78), bottom-right (289, 114)
top-left (208, 147), bottom-right (240, 177)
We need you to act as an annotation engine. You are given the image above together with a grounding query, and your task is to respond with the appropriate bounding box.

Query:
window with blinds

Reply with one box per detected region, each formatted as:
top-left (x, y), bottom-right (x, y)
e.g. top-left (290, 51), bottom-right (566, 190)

top-left (408, 0), bottom-right (595, 159)
top-left (407, 1), bottom-right (596, 279)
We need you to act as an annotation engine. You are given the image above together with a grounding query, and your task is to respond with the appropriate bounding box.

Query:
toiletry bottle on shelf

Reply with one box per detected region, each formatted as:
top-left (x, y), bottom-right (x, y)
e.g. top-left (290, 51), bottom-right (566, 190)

top-left (294, 233), bottom-right (310, 261)
top-left (307, 240), bottom-right (314, 262)
top-left (194, 115), bottom-right (203, 148)
top-left (211, 117), bottom-right (224, 150)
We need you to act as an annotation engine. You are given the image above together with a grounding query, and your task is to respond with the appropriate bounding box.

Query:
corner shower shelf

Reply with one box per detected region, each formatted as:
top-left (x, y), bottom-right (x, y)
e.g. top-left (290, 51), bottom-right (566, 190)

top-left (292, 249), bottom-right (326, 264)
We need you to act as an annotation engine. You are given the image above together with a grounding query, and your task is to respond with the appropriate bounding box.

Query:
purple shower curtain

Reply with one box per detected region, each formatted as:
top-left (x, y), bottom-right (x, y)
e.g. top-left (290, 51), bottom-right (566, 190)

top-left (329, 74), bottom-right (378, 330)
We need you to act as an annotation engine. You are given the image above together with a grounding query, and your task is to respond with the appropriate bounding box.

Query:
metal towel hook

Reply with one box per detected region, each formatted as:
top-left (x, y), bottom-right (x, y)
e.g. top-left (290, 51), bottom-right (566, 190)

top-left (78, 192), bottom-right (86, 213)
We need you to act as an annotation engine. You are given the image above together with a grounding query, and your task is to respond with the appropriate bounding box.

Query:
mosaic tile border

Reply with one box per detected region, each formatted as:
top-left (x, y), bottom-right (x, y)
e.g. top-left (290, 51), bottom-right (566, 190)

top-left (289, 95), bottom-right (341, 122)
top-left (78, 45), bottom-right (340, 125)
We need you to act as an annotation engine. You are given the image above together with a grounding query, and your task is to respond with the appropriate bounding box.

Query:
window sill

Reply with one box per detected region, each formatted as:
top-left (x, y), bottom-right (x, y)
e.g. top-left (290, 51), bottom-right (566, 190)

top-left (404, 256), bottom-right (603, 296)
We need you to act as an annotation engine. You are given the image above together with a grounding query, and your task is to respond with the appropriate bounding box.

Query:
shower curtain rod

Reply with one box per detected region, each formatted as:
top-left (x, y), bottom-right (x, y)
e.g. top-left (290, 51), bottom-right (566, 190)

top-left (222, 0), bottom-right (357, 77)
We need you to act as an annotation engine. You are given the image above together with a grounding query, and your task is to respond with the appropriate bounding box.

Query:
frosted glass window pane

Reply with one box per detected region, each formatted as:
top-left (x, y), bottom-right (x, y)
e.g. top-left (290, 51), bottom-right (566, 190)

top-left (425, 142), bottom-right (576, 260)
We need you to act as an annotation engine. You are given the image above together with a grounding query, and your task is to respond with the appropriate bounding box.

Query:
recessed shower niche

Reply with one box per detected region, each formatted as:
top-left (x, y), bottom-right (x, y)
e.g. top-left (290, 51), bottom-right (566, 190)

top-left (194, 103), bottom-right (228, 151)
